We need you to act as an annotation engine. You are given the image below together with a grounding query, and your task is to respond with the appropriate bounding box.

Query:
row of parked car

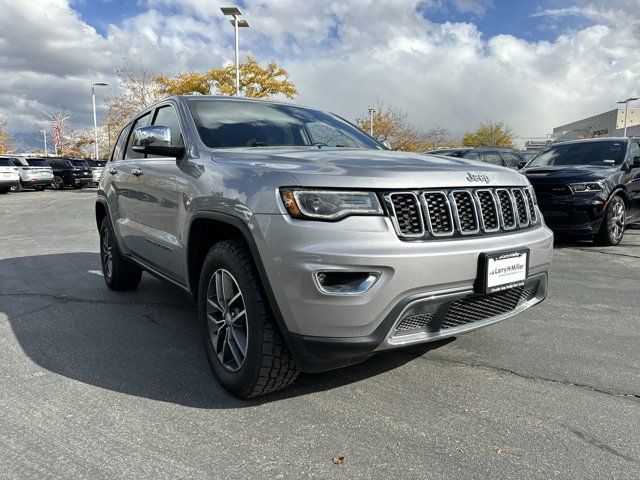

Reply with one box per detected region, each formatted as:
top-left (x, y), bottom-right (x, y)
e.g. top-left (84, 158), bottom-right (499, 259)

top-left (0, 156), bottom-right (106, 194)
top-left (423, 146), bottom-right (534, 169)
top-left (426, 138), bottom-right (640, 245)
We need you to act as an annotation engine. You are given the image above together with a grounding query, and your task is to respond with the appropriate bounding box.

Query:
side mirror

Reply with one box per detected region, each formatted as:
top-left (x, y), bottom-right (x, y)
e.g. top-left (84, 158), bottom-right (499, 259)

top-left (518, 160), bottom-right (527, 169)
top-left (132, 125), bottom-right (184, 157)
top-left (378, 137), bottom-right (391, 150)
top-left (632, 156), bottom-right (640, 168)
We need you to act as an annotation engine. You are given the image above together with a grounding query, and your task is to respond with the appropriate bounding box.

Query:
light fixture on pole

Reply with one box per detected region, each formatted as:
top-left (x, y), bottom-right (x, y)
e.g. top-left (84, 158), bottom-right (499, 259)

top-left (367, 107), bottom-right (376, 136)
top-left (92, 82), bottom-right (109, 159)
top-left (221, 7), bottom-right (249, 96)
top-left (617, 97), bottom-right (639, 137)
top-left (40, 130), bottom-right (48, 157)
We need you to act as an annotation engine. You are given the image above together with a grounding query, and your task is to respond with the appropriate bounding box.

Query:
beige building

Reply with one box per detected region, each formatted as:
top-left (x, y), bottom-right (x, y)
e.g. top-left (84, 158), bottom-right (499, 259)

top-left (553, 108), bottom-right (640, 138)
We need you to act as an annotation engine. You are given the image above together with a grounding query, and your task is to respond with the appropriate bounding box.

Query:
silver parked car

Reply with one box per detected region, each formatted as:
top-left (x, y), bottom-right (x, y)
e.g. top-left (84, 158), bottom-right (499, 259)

top-left (0, 157), bottom-right (20, 194)
top-left (87, 159), bottom-right (106, 186)
top-left (96, 96), bottom-right (554, 398)
top-left (9, 157), bottom-right (54, 191)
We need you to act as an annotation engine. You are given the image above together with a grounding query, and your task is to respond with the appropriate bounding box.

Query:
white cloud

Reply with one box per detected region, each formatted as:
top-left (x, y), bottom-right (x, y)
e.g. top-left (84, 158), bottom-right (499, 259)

top-left (0, 0), bottom-right (639, 147)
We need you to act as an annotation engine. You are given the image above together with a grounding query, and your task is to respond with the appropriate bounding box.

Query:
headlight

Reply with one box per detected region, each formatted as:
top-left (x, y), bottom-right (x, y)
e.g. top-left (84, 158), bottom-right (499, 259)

top-left (568, 181), bottom-right (605, 193)
top-left (279, 188), bottom-right (383, 220)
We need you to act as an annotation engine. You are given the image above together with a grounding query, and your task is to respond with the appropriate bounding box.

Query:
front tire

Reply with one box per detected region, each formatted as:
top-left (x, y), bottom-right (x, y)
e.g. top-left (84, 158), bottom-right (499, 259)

top-left (595, 195), bottom-right (626, 246)
top-left (198, 239), bottom-right (299, 398)
top-left (51, 176), bottom-right (65, 190)
top-left (99, 218), bottom-right (142, 290)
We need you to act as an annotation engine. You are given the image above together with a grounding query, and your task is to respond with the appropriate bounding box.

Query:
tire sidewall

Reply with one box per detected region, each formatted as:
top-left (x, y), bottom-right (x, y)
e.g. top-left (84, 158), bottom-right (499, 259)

top-left (605, 196), bottom-right (625, 245)
top-left (198, 245), bottom-right (265, 398)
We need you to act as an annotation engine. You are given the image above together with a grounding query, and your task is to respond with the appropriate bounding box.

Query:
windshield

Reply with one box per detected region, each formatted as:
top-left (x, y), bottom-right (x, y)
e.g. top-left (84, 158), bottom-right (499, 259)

top-left (71, 160), bottom-right (89, 169)
top-left (528, 141), bottom-right (626, 167)
top-left (0, 158), bottom-right (13, 167)
top-left (26, 159), bottom-right (49, 167)
top-left (187, 99), bottom-right (382, 150)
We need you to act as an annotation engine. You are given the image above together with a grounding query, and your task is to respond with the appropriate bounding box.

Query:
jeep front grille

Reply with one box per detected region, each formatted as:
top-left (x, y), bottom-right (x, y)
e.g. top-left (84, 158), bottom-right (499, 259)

top-left (385, 187), bottom-right (537, 240)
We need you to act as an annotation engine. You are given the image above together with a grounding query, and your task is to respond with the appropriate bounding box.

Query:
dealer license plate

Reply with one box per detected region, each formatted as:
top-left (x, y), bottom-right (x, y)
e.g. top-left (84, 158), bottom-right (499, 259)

top-left (478, 249), bottom-right (528, 293)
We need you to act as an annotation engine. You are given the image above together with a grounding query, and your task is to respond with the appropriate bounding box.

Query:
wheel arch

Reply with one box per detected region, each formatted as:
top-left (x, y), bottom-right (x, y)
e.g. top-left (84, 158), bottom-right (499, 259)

top-left (186, 211), bottom-right (297, 353)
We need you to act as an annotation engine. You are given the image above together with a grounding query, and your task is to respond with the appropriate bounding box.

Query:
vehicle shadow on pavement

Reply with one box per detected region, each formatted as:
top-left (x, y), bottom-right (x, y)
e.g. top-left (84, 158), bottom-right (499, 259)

top-left (0, 252), bottom-right (451, 408)
top-left (552, 228), bottom-right (640, 251)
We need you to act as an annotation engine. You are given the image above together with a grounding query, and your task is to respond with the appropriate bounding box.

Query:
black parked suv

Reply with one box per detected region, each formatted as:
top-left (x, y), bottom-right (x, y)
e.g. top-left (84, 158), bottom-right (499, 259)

top-left (523, 138), bottom-right (640, 245)
top-left (47, 158), bottom-right (93, 189)
top-left (460, 147), bottom-right (526, 170)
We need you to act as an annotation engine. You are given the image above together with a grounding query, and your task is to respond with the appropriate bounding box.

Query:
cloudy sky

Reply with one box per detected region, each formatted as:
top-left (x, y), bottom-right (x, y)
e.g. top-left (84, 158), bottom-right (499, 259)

top-left (1, 0), bottom-right (639, 148)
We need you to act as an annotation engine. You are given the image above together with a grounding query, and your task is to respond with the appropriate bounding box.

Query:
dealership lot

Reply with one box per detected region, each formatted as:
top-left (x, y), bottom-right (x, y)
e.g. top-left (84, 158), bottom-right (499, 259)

top-left (1, 190), bottom-right (638, 479)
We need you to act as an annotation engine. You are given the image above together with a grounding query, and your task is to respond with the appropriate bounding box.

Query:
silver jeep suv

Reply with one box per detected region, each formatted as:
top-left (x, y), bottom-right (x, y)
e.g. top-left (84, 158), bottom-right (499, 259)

top-left (96, 96), bottom-right (553, 398)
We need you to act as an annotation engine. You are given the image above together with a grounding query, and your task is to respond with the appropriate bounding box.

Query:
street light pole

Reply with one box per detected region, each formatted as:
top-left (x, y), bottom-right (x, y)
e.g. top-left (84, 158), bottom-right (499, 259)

top-left (367, 108), bottom-right (376, 136)
top-left (221, 7), bottom-right (249, 96)
top-left (40, 130), bottom-right (48, 157)
top-left (92, 82), bottom-right (109, 159)
top-left (617, 97), bottom-right (639, 137)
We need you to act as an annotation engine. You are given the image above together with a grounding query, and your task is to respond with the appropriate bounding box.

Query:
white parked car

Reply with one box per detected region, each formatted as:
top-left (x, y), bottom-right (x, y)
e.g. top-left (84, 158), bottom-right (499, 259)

top-left (0, 157), bottom-right (20, 194)
top-left (87, 159), bottom-right (106, 186)
top-left (9, 157), bottom-right (54, 191)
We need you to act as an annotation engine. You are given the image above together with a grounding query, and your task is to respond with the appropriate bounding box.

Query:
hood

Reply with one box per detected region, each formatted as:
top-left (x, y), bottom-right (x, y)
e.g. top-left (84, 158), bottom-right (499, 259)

top-left (523, 165), bottom-right (617, 183)
top-left (211, 147), bottom-right (529, 189)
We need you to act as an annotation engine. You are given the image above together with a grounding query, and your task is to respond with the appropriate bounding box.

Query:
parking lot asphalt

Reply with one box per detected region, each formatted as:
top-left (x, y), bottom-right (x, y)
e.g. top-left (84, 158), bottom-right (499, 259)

top-left (1, 189), bottom-right (639, 479)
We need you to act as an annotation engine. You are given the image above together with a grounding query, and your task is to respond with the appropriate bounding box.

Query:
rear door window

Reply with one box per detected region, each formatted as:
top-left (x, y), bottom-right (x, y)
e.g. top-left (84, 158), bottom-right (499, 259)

top-left (0, 158), bottom-right (13, 167)
top-left (111, 124), bottom-right (131, 162)
top-left (124, 112), bottom-right (152, 160)
top-left (481, 152), bottom-right (506, 166)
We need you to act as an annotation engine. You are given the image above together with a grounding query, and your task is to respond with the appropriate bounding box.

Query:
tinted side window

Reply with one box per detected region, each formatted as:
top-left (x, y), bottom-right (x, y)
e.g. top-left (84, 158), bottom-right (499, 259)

top-left (124, 112), bottom-right (152, 160)
top-left (628, 142), bottom-right (640, 161)
top-left (463, 151), bottom-right (480, 161)
top-left (111, 124), bottom-right (131, 162)
top-left (481, 152), bottom-right (506, 166)
top-left (152, 105), bottom-right (184, 149)
top-left (503, 152), bottom-right (523, 167)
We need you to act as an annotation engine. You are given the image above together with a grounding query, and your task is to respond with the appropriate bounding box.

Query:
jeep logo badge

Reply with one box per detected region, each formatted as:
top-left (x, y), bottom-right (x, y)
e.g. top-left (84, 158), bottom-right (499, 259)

top-left (466, 172), bottom-right (492, 184)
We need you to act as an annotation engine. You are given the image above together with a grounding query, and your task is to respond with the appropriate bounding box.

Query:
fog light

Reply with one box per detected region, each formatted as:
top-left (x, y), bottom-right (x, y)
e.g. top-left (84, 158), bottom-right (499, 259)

top-left (313, 271), bottom-right (380, 295)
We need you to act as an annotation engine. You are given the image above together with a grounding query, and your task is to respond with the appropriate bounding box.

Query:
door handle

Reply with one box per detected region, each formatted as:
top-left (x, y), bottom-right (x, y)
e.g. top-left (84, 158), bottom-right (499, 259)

top-left (131, 168), bottom-right (143, 177)
top-left (109, 168), bottom-right (118, 175)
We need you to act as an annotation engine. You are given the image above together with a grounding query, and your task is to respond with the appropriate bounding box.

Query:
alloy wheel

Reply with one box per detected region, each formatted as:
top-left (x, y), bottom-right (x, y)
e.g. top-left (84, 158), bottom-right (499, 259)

top-left (206, 269), bottom-right (249, 372)
top-left (101, 228), bottom-right (113, 280)
top-left (609, 198), bottom-right (625, 242)
top-left (52, 177), bottom-right (64, 190)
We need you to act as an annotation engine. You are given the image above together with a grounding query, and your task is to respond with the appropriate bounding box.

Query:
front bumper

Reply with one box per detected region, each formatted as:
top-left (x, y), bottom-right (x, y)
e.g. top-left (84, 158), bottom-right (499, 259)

top-left (72, 177), bottom-right (93, 186)
top-left (536, 193), bottom-right (606, 237)
top-left (251, 213), bottom-right (553, 371)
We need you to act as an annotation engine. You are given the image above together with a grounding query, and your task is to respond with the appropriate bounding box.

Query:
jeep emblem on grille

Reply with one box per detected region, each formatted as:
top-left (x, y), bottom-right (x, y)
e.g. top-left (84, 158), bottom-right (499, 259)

top-left (466, 172), bottom-right (492, 184)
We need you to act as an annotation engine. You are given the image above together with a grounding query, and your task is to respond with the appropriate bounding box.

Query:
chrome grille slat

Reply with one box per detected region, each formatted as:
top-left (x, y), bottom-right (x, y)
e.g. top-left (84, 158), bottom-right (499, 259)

top-left (449, 190), bottom-right (479, 235)
top-left (386, 187), bottom-right (536, 240)
top-left (422, 191), bottom-right (454, 236)
top-left (512, 188), bottom-right (530, 228)
top-left (387, 192), bottom-right (425, 238)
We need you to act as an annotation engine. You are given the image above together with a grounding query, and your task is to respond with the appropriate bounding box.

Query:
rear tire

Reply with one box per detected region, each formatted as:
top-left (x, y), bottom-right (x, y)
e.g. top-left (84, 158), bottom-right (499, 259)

top-left (99, 218), bottom-right (142, 290)
top-left (0, 187), bottom-right (9, 194)
top-left (595, 195), bottom-right (625, 246)
top-left (13, 184), bottom-right (23, 192)
top-left (198, 239), bottom-right (299, 398)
